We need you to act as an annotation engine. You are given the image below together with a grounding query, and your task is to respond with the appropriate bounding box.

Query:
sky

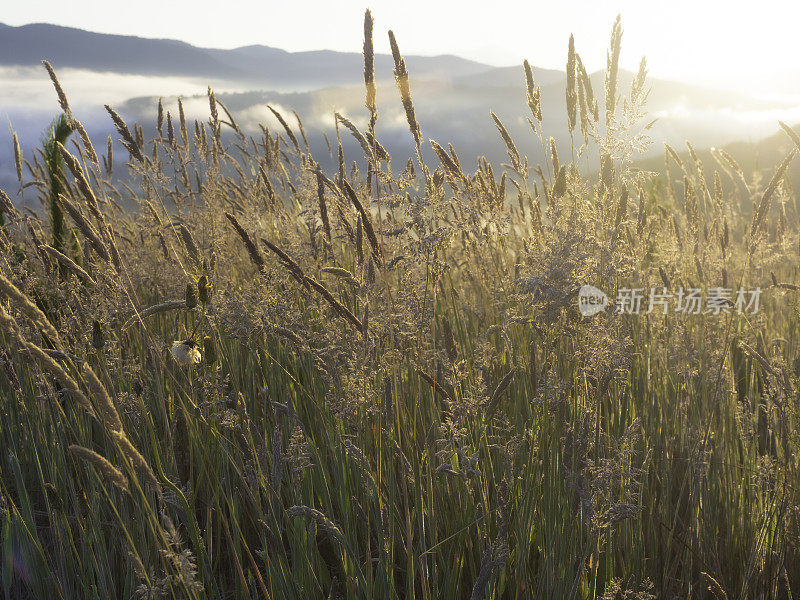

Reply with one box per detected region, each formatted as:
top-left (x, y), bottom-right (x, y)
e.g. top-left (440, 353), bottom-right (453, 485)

top-left (1, 0), bottom-right (799, 95)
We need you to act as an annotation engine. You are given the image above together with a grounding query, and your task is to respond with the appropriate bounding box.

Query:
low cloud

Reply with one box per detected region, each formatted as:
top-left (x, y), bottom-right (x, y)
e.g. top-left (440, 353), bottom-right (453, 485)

top-left (3, 66), bottom-right (800, 202)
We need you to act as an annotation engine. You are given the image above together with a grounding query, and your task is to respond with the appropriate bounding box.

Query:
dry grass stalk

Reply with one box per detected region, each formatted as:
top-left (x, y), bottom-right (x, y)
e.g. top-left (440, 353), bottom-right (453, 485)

top-left (105, 136), bottom-right (113, 176)
top-left (121, 300), bottom-right (187, 330)
top-left (485, 368), bottom-right (516, 418)
top-left (81, 364), bottom-right (123, 431)
top-left (104, 105), bottom-right (144, 163)
top-left (388, 30), bottom-right (421, 147)
top-left (267, 106), bottom-right (300, 154)
top-left (224, 212), bottom-right (266, 270)
top-left (469, 480), bottom-right (509, 600)
top-left (57, 194), bottom-right (111, 262)
top-left (73, 120), bottom-right (99, 167)
top-left (566, 34), bottom-right (577, 134)
top-left (491, 112), bottom-right (523, 174)
top-left (12, 130), bottom-right (23, 185)
top-left (39, 244), bottom-right (96, 285)
top-left (751, 150), bottom-right (795, 238)
top-left (304, 275), bottom-right (363, 332)
top-left (68, 445), bottom-right (130, 494)
top-left (700, 572), bottom-right (729, 600)
top-left (156, 98), bottom-right (164, 137)
top-left (576, 54), bottom-right (597, 121)
top-left (42, 60), bottom-right (73, 121)
top-left (178, 224), bottom-right (201, 262)
top-left (217, 98), bottom-right (243, 137)
top-left (316, 170), bottom-right (332, 243)
top-left (111, 430), bottom-right (161, 493)
top-left (0, 304), bottom-right (95, 416)
top-left (335, 113), bottom-right (375, 163)
top-left (0, 189), bottom-right (21, 221)
top-left (340, 179), bottom-right (382, 264)
top-left (604, 15), bottom-right (623, 123)
top-left (178, 97), bottom-right (188, 146)
top-left (523, 60), bottom-right (542, 122)
top-left (292, 111), bottom-right (310, 152)
top-left (57, 143), bottom-right (104, 225)
top-left (363, 9), bottom-right (376, 112)
top-left (0, 273), bottom-right (61, 344)
top-left (417, 369), bottom-right (454, 412)
top-left (431, 140), bottom-right (465, 184)
top-left (260, 237), bottom-right (308, 285)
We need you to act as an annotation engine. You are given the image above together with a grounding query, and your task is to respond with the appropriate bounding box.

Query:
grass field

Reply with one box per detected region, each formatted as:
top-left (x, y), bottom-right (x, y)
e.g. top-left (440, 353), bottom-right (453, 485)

top-left (1, 12), bottom-right (800, 599)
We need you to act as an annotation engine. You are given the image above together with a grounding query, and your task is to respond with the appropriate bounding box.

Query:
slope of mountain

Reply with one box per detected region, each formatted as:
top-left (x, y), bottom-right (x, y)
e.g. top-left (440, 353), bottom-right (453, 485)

top-left (454, 64), bottom-right (565, 88)
top-left (0, 22), bottom-right (494, 89)
top-left (0, 23), bottom-right (245, 78)
top-left (2, 21), bottom-right (799, 198)
top-left (635, 124), bottom-right (800, 186)
top-left (113, 67), bottom-right (797, 182)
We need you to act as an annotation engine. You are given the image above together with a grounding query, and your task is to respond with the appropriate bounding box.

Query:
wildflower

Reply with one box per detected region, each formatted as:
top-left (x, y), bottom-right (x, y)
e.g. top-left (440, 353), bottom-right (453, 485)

top-left (170, 340), bottom-right (201, 366)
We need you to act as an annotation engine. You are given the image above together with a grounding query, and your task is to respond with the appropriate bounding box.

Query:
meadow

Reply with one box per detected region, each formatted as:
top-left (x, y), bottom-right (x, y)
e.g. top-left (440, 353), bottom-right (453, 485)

top-left (1, 11), bottom-right (799, 599)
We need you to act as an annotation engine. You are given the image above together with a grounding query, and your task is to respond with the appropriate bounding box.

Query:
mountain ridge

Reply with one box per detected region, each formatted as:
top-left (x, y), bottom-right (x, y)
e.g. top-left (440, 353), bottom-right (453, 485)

top-left (2, 21), bottom-right (798, 196)
top-left (0, 22), bottom-right (496, 89)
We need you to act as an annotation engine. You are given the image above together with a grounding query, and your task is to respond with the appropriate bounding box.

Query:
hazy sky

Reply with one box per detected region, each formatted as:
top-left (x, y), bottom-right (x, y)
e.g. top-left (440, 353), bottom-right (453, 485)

top-left (2, 0), bottom-right (798, 95)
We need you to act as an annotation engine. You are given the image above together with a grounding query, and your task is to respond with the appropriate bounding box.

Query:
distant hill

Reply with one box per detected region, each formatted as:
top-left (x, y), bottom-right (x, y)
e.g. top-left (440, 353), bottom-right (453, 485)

top-left (635, 124), bottom-right (800, 187)
top-left (454, 65), bottom-right (565, 88)
top-left (112, 70), bottom-right (796, 183)
top-left (0, 22), bottom-right (494, 90)
top-left (2, 22), bottom-right (798, 199)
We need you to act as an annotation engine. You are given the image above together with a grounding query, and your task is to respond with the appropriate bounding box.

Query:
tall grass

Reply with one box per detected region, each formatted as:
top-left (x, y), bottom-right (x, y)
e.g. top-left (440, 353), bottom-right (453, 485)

top-left (42, 114), bottom-right (74, 255)
top-left (0, 12), bottom-right (799, 600)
